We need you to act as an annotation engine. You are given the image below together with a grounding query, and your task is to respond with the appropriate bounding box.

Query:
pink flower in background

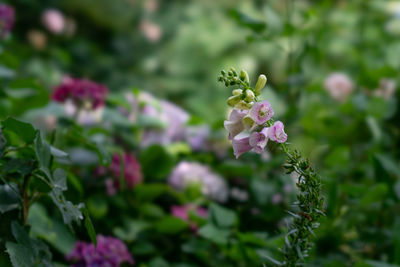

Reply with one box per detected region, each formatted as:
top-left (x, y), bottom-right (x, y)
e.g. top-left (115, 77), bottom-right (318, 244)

top-left (171, 205), bottom-right (207, 231)
top-left (324, 72), bottom-right (354, 101)
top-left (374, 78), bottom-right (397, 100)
top-left (42, 9), bottom-right (65, 34)
top-left (0, 4), bottom-right (15, 38)
top-left (268, 121), bottom-right (287, 143)
top-left (271, 193), bottom-right (283, 205)
top-left (248, 101), bottom-right (274, 125)
top-left (67, 235), bottom-right (134, 267)
top-left (52, 77), bottom-right (108, 109)
top-left (184, 125), bottom-right (210, 151)
top-left (144, 0), bottom-right (159, 12)
top-left (168, 161), bottom-right (228, 203)
top-left (105, 153), bottom-right (142, 195)
top-left (224, 109), bottom-right (247, 140)
top-left (140, 20), bottom-right (162, 42)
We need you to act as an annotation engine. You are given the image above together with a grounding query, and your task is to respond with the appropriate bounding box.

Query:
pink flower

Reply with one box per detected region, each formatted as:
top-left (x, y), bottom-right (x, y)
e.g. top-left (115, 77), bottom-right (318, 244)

top-left (232, 134), bottom-right (252, 159)
top-left (107, 153), bottom-right (142, 195)
top-left (42, 9), bottom-right (65, 34)
top-left (268, 121), bottom-right (287, 143)
top-left (248, 100), bottom-right (274, 125)
top-left (0, 4), bottom-right (15, 38)
top-left (67, 235), bottom-right (134, 266)
top-left (140, 20), bottom-right (162, 42)
top-left (249, 128), bottom-right (268, 153)
top-left (171, 205), bottom-right (207, 231)
top-left (324, 72), bottom-right (354, 102)
top-left (224, 109), bottom-right (247, 140)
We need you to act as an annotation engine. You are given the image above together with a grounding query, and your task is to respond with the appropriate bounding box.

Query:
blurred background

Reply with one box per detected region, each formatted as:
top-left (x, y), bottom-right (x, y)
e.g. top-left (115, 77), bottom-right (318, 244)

top-left (1, 0), bottom-right (400, 266)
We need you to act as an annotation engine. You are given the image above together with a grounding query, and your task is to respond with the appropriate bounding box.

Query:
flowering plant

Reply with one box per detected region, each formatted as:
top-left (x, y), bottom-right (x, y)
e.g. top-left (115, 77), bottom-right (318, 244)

top-left (219, 68), bottom-right (325, 266)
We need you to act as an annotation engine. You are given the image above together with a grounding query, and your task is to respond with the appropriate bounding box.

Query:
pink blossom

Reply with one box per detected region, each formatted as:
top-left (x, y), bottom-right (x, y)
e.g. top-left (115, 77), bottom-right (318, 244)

top-left (42, 9), bottom-right (65, 34)
top-left (324, 72), bottom-right (354, 102)
top-left (0, 4), bottom-right (14, 38)
top-left (232, 134), bottom-right (252, 159)
top-left (67, 235), bottom-right (134, 266)
top-left (248, 100), bottom-right (274, 125)
top-left (374, 78), bottom-right (396, 100)
top-left (107, 153), bottom-right (142, 195)
top-left (168, 161), bottom-right (228, 202)
top-left (140, 20), bottom-right (162, 42)
top-left (224, 109), bottom-right (247, 140)
top-left (249, 128), bottom-right (268, 153)
top-left (268, 121), bottom-right (287, 143)
top-left (171, 205), bottom-right (207, 231)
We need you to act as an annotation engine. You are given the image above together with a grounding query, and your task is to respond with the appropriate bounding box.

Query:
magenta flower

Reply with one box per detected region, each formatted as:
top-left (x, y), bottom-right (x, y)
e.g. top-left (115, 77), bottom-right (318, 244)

top-left (67, 235), bottom-right (134, 267)
top-left (106, 153), bottom-right (142, 195)
top-left (51, 77), bottom-right (108, 109)
top-left (224, 109), bottom-right (247, 140)
top-left (0, 4), bottom-right (15, 38)
top-left (268, 121), bottom-right (287, 143)
top-left (249, 128), bottom-right (268, 153)
top-left (232, 134), bottom-right (252, 159)
top-left (248, 100), bottom-right (274, 125)
top-left (171, 205), bottom-right (207, 231)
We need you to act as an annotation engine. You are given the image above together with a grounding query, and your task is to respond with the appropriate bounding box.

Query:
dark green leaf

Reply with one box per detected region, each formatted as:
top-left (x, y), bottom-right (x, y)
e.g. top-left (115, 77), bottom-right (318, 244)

top-left (0, 184), bottom-right (20, 214)
top-left (81, 207), bottom-right (97, 246)
top-left (2, 117), bottom-right (36, 145)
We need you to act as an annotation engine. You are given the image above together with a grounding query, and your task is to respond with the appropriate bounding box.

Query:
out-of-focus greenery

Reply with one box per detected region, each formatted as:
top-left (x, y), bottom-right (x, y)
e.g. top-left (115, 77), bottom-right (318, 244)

top-left (1, 0), bottom-right (400, 266)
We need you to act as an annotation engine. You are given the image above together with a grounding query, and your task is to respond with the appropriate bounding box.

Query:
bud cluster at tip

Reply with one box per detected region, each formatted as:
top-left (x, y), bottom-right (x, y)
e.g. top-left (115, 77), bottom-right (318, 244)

top-left (218, 67), bottom-right (268, 111)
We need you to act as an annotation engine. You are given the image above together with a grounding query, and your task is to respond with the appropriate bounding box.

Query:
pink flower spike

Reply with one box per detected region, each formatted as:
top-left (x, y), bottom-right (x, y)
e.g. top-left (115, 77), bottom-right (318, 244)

top-left (249, 130), bottom-right (268, 154)
top-left (224, 109), bottom-right (247, 140)
top-left (232, 133), bottom-right (252, 159)
top-left (268, 121), bottom-right (287, 143)
top-left (249, 101), bottom-right (274, 125)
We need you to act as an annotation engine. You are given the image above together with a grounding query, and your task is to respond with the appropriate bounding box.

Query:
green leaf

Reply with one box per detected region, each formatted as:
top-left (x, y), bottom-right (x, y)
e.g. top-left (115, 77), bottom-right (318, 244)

top-left (81, 207), bottom-right (97, 246)
top-left (2, 117), bottom-right (36, 145)
top-left (360, 184), bottom-right (388, 206)
top-left (155, 216), bottom-right (189, 234)
top-left (0, 184), bottom-right (20, 213)
top-left (2, 159), bottom-right (35, 176)
top-left (28, 203), bottom-right (76, 254)
top-left (34, 132), bottom-right (51, 179)
top-left (87, 195), bottom-right (108, 219)
top-left (210, 203), bottom-right (237, 228)
top-left (113, 219), bottom-right (150, 242)
top-left (50, 146), bottom-right (69, 159)
top-left (229, 9), bottom-right (266, 33)
top-left (198, 223), bottom-right (229, 245)
top-left (139, 145), bottom-right (175, 179)
top-left (53, 168), bottom-right (67, 191)
top-left (5, 221), bottom-right (52, 267)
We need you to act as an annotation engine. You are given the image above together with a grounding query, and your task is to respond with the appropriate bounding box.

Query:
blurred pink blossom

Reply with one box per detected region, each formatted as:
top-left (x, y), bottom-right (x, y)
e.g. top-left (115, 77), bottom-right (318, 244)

top-left (374, 78), bottom-right (397, 100)
top-left (0, 4), bottom-right (15, 38)
top-left (140, 20), bottom-right (162, 42)
top-left (42, 9), bottom-right (65, 34)
top-left (324, 72), bottom-right (354, 102)
top-left (171, 205), bottom-right (207, 231)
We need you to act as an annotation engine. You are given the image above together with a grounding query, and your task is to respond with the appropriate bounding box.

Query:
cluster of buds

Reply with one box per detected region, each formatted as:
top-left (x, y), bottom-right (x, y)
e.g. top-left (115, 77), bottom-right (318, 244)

top-left (220, 68), bottom-right (287, 158)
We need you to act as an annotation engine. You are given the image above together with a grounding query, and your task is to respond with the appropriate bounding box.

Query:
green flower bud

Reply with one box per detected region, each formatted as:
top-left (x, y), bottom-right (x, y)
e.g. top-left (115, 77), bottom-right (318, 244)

top-left (230, 67), bottom-right (237, 77)
top-left (235, 100), bottom-right (253, 110)
top-left (227, 95), bottom-right (241, 107)
top-left (239, 70), bottom-right (249, 83)
top-left (232, 89), bottom-right (243, 96)
top-left (244, 90), bottom-right (255, 102)
top-left (255, 74), bottom-right (267, 94)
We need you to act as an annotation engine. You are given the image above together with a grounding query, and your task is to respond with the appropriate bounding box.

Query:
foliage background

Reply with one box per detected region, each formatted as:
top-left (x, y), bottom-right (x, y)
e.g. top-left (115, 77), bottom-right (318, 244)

top-left (1, 0), bottom-right (400, 266)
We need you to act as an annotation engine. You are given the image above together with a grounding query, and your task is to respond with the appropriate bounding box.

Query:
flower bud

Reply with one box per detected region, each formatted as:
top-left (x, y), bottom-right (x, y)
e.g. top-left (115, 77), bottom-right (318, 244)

top-left (244, 90), bottom-right (255, 102)
top-left (227, 95), bottom-right (241, 107)
top-left (230, 67), bottom-right (237, 77)
top-left (255, 74), bottom-right (267, 94)
top-left (239, 70), bottom-right (249, 83)
top-left (235, 100), bottom-right (253, 110)
top-left (232, 89), bottom-right (243, 96)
